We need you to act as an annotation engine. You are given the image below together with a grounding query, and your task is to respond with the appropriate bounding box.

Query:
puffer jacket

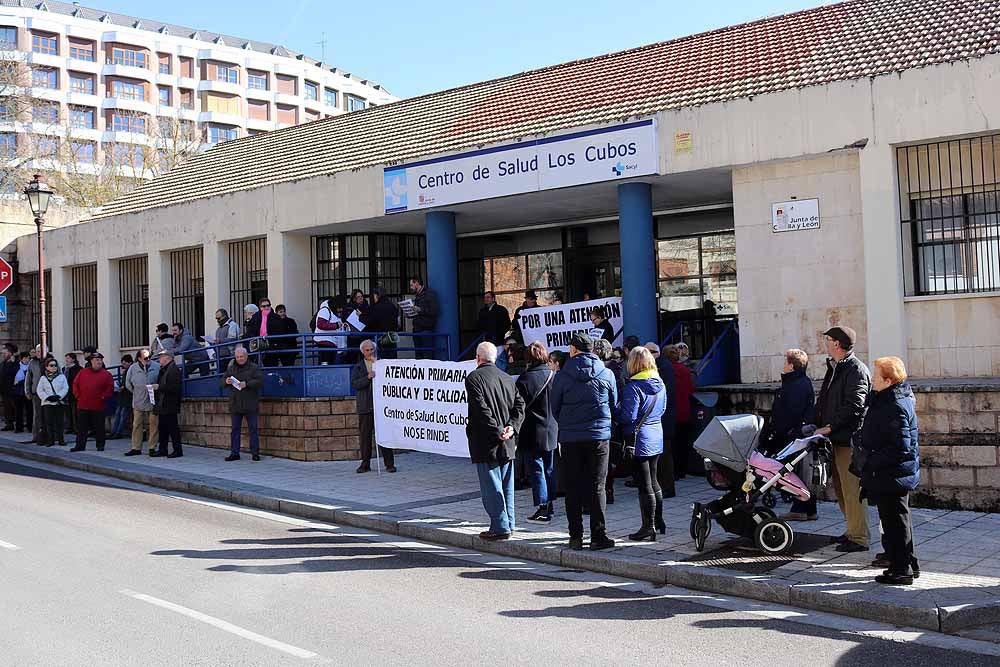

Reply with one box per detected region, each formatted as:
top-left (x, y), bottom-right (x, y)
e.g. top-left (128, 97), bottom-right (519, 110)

top-left (550, 352), bottom-right (618, 443)
top-left (615, 370), bottom-right (667, 458)
top-left (816, 352), bottom-right (871, 446)
top-left (857, 382), bottom-right (920, 498)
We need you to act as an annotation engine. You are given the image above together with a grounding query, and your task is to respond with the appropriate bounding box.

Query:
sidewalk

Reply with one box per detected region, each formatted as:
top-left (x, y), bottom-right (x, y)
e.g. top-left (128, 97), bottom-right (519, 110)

top-left (3, 433), bottom-right (1000, 634)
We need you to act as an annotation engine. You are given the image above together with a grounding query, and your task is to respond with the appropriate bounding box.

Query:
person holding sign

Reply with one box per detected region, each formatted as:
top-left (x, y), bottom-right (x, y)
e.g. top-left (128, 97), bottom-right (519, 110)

top-left (465, 341), bottom-right (525, 541)
top-left (589, 307), bottom-right (615, 343)
top-left (352, 340), bottom-right (396, 473)
top-left (407, 277), bottom-right (439, 359)
top-left (221, 346), bottom-right (264, 462)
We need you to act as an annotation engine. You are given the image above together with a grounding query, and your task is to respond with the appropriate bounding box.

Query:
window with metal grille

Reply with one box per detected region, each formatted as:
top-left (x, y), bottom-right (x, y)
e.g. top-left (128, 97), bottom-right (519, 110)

top-left (898, 136), bottom-right (1000, 296)
top-left (229, 238), bottom-right (267, 320)
top-left (170, 248), bottom-right (204, 338)
top-left (71, 265), bottom-right (97, 351)
top-left (119, 257), bottom-right (148, 348)
top-left (26, 271), bottom-right (51, 349)
top-left (311, 234), bottom-right (426, 311)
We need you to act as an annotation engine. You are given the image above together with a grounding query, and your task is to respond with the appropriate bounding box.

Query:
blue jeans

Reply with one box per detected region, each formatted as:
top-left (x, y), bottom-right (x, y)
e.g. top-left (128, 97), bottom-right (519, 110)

top-left (231, 412), bottom-right (260, 455)
top-left (112, 405), bottom-right (131, 435)
top-left (476, 461), bottom-right (515, 535)
top-left (527, 449), bottom-right (556, 506)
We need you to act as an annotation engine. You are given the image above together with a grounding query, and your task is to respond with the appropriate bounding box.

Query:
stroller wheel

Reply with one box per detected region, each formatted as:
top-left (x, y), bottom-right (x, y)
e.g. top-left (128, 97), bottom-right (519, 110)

top-left (753, 518), bottom-right (794, 555)
top-left (689, 503), bottom-right (702, 540)
top-left (762, 492), bottom-right (778, 509)
top-left (694, 510), bottom-right (711, 552)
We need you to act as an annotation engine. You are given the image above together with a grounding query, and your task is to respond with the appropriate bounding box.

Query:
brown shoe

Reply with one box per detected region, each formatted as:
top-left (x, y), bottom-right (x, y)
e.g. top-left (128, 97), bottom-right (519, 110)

top-left (478, 531), bottom-right (510, 541)
top-left (781, 512), bottom-right (818, 522)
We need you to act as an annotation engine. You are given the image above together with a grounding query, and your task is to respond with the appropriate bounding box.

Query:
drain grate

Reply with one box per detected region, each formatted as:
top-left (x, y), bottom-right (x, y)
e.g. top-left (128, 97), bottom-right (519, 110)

top-left (681, 532), bottom-right (832, 575)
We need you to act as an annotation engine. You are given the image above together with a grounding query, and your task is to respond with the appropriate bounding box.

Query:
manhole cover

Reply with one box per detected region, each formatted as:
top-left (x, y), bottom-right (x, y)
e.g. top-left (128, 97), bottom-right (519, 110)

top-left (681, 532), bottom-right (831, 575)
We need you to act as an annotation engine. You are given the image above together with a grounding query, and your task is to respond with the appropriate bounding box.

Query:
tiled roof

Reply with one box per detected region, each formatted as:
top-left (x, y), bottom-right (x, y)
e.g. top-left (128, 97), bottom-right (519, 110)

top-left (90, 0), bottom-right (1000, 221)
top-left (0, 0), bottom-right (387, 90)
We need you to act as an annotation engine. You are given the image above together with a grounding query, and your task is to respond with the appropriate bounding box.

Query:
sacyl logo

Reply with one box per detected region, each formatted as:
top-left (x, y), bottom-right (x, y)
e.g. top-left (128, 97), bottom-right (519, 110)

top-left (612, 161), bottom-right (624, 176)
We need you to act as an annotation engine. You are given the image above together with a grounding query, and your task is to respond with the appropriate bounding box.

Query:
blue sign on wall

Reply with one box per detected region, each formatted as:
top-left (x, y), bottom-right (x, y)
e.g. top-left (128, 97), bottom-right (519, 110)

top-left (0, 296), bottom-right (7, 322)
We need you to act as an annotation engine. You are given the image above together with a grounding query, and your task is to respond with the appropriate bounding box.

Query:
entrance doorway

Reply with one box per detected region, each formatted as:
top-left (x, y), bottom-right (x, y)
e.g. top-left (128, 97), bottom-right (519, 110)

top-left (565, 244), bottom-right (621, 302)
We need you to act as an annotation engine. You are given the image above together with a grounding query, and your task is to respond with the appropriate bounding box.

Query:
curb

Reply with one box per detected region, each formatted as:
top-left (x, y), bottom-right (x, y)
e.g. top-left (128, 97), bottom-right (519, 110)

top-left (1, 441), bottom-right (993, 634)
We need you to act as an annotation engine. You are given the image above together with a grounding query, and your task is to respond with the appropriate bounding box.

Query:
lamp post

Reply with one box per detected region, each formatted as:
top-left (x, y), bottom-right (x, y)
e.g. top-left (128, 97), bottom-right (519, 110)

top-left (23, 174), bottom-right (53, 358)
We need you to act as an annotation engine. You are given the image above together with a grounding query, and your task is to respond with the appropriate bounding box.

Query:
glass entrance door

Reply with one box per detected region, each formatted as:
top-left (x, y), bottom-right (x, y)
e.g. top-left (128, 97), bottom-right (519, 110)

top-left (565, 244), bottom-right (621, 301)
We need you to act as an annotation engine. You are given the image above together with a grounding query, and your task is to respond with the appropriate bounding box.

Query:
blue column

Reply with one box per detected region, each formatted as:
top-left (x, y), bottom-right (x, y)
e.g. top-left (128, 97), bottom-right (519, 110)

top-left (617, 182), bottom-right (658, 345)
top-left (425, 211), bottom-right (459, 359)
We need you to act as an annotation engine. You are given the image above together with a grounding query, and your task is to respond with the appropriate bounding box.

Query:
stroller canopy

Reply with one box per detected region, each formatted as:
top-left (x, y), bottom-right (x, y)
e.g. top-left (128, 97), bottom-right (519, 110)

top-left (693, 414), bottom-right (762, 473)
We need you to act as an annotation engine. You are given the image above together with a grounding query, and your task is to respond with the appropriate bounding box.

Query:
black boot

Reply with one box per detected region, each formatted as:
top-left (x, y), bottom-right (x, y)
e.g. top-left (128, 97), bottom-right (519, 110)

top-left (654, 493), bottom-right (666, 534)
top-left (629, 494), bottom-right (657, 542)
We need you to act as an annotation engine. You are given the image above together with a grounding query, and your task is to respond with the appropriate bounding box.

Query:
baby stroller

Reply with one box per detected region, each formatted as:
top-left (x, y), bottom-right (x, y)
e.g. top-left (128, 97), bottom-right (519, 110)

top-left (689, 415), bottom-right (831, 555)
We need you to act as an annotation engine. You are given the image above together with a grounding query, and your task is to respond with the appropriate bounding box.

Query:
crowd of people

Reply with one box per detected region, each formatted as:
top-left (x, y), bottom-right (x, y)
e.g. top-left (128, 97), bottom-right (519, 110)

top-left (463, 324), bottom-right (921, 587)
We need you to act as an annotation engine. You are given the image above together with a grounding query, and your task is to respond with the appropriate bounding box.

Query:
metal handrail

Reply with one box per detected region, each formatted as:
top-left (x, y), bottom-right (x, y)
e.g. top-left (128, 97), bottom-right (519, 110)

top-left (659, 321), bottom-right (684, 349)
top-left (455, 333), bottom-right (484, 361)
top-left (695, 320), bottom-right (738, 376)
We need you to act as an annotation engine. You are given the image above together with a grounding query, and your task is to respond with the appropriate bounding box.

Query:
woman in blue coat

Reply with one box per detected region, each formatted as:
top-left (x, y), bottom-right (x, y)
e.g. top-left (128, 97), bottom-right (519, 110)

top-left (857, 356), bottom-right (920, 585)
top-left (615, 346), bottom-right (667, 542)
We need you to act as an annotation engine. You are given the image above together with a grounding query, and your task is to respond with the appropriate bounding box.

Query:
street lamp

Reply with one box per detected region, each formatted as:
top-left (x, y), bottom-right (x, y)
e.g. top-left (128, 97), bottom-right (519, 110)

top-left (24, 174), bottom-right (53, 358)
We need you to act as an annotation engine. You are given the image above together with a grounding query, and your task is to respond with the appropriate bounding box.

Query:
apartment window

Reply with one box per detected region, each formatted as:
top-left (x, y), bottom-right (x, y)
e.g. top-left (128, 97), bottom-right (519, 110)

top-left (202, 92), bottom-right (239, 115)
top-left (216, 65), bottom-right (238, 84)
top-left (304, 80), bottom-right (318, 101)
top-left (31, 67), bottom-right (57, 89)
top-left (157, 53), bottom-right (171, 74)
top-left (111, 79), bottom-right (145, 100)
top-left (69, 72), bottom-right (94, 94)
top-left (179, 56), bottom-right (194, 78)
top-left (345, 94), bottom-right (366, 112)
top-left (31, 32), bottom-right (57, 55)
top-left (275, 74), bottom-right (296, 96)
top-left (247, 129), bottom-right (265, 137)
top-left (70, 140), bottom-right (95, 163)
top-left (0, 133), bottom-right (15, 159)
top-left (31, 104), bottom-right (58, 124)
top-left (179, 88), bottom-right (194, 109)
top-left (111, 113), bottom-right (145, 133)
top-left (324, 88), bottom-right (338, 107)
top-left (72, 265), bottom-right (98, 351)
top-left (69, 106), bottom-right (95, 129)
top-left (107, 142), bottom-right (145, 168)
top-left (111, 47), bottom-right (147, 69)
top-left (158, 86), bottom-right (170, 106)
top-left (68, 38), bottom-right (95, 61)
top-left (207, 124), bottom-right (238, 144)
top-left (247, 99), bottom-right (269, 121)
top-left (247, 70), bottom-right (268, 90)
top-left (0, 26), bottom-right (16, 49)
top-left (35, 136), bottom-right (58, 158)
top-left (275, 103), bottom-right (297, 125)
top-left (304, 108), bottom-right (320, 122)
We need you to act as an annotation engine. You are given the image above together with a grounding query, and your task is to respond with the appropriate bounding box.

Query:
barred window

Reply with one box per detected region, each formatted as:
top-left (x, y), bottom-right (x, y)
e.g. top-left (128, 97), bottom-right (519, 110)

top-left (311, 234), bottom-right (426, 309)
top-left (119, 257), bottom-right (148, 348)
top-left (170, 248), bottom-right (205, 338)
top-left (229, 238), bottom-right (267, 320)
top-left (71, 264), bottom-right (97, 351)
top-left (26, 271), bottom-right (51, 348)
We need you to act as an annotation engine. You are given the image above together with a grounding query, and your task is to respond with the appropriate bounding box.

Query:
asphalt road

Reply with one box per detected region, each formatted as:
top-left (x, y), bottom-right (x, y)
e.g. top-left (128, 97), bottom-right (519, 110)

top-left (0, 458), bottom-right (996, 667)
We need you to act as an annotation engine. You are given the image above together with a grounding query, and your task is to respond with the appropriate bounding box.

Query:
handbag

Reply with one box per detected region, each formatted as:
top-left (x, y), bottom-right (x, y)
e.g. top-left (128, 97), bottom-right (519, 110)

top-left (248, 337), bottom-right (269, 353)
top-left (378, 332), bottom-right (400, 346)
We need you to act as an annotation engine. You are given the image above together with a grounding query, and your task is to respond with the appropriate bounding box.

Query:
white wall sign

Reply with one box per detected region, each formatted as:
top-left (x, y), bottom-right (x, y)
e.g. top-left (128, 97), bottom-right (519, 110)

top-left (518, 297), bottom-right (624, 352)
top-left (383, 119), bottom-right (659, 214)
top-left (373, 359), bottom-right (477, 458)
top-left (772, 198), bottom-right (820, 233)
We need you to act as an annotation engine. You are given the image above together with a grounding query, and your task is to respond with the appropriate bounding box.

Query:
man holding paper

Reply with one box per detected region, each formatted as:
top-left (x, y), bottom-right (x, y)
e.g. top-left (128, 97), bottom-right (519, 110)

top-left (221, 346), bottom-right (265, 462)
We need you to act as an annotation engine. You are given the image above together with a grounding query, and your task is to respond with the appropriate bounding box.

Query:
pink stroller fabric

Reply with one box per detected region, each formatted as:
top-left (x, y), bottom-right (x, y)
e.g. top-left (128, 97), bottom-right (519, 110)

top-left (748, 451), bottom-right (811, 501)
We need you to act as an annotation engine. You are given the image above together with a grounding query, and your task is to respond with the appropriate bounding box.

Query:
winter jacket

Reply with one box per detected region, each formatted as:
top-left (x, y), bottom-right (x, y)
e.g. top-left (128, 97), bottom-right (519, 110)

top-left (351, 359), bottom-right (376, 414)
top-left (465, 362), bottom-right (525, 466)
top-left (412, 287), bottom-right (439, 332)
top-left (478, 303), bottom-right (511, 345)
top-left (615, 370), bottom-right (667, 458)
top-left (0, 358), bottom-right (17, 395)
top-left (342, 302), bottom-right (370, 331)
top-left (150, 333), bottom-right (176, 357)
top-left (272, 316), bottom-right (299, 350)
top-left (154, 361), bottom-right (183, 416)
top-left (592, 319), bottom-right (615, 343)
top-left (313, 300), bottom-right (343, 346)
top-left (36, 372), bottom-right (69, 406)
top-left (214, 318), bottom-right (241, 359)
top-left (25, 357), bottom-right (43, 398)
top-left (511, 303), bottom-right (536, 345)
top-left (63, 362), bottom-right (81, 401)
top-left (816, 352), bottom-right (871, 446)
top-left (72, 365), bottom-right (114, 411)
top-left (366, 296), bottom-right (400, 335)
top-left (550, 352), bottom-right (618, 443)
top-left (515, 363), bottom-right (557, 454)
top-left (656, 355), bottom-right (677, 439)
top-left (174, 329), bottom-right (208, 364)
top-left (762, 369), bottom-right (815, 453)
top-left (857, 382), bottom-right (920, 497)
top-left (672, 360), bottom-right (694, 424)
top-left (245, 309), bottom-right (281, 340)
top-left (221, 359), bottom-right (264, 415)
top-left (125, 361), bottom-right (159, 411)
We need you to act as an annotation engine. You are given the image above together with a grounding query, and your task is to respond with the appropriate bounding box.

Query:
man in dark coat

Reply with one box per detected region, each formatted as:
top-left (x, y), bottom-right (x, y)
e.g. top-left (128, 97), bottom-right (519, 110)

top-left (272, 304), bottom-right (300, 367)
top-left (222, 346), bottom-right (265, 462)
top-left (510, 290), bottom-right (538, 345)
top-left (465, 341), bottom-right (525, 540)
top-left (407, 277), bottom-right (439, 359)
top-left (153, 349), bottom-right (184, 458)
top-left (477, 291), bottom-right (511, 345)
top-left (811, 326), bottom-right (871, 553)
top-left (367, 287), bottom-right (400, 359)
top-left (351, 339), bottom-right (396, 473)
top-left (0, 343), bottom-right (18, 431)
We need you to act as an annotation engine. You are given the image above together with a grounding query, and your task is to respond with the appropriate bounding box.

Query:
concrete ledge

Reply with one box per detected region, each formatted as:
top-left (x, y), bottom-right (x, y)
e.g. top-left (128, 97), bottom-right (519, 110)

top-left (940, 601), bottom-right (1000, 634)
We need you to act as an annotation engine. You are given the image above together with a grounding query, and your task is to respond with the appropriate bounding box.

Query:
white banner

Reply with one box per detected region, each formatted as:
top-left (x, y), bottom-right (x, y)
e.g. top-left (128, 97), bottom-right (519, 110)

top-left (383, 119), bottom-right (659, 214)
top-left (517, 297), bottom-right (624, 352)
top-left (373, 359), bottom-right (476, 458)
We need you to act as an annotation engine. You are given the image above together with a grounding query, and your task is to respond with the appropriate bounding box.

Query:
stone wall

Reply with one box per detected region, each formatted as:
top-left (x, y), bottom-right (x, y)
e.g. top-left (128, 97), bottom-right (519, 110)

top-left (180, 397), bottom-right (362, 461)
top-left (714, 381), bottom-right (1000, 512)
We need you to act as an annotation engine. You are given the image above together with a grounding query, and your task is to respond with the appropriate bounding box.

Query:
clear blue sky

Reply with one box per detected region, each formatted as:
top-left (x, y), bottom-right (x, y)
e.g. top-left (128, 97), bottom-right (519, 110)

top-left (86, 0), bottom-right (839, 98)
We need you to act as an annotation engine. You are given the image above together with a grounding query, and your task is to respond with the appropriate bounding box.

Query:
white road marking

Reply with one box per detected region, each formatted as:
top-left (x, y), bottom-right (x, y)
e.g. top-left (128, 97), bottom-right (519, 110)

top-left (0, 539), bottom-right (20, 550)
top-left (119, 590), bottom-right (318, 660)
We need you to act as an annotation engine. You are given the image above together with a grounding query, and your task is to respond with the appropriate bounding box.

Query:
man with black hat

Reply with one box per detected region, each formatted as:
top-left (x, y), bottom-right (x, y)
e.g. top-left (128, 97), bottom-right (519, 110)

top-left (550, 332), bottom-right (619, 551)
top-left (69, 351), bottom-right (113, 452)
top-left (511, 290), bottom-right (538, 345)
top-left (152, 348), bottom-right (184, 458)
top-left (811, 325), bottom-right (872, 553)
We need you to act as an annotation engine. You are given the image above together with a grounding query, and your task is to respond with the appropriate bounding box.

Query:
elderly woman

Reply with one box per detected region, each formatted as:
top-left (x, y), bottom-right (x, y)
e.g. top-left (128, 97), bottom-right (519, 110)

top-left (857, 356), bottom-right (920, 585)
top-left (516, 341), bottom-right (557, 522)
top-left (616, 346), bottom-right (667, 541)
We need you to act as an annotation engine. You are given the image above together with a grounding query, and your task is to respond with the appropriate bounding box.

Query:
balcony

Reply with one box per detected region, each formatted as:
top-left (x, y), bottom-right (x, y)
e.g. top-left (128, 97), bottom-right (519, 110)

top-left (245, 86), bottom-right (274, 102)
top-left (198, 110), bottom-right (245, 126)
top-left (102, 95), bottom-right (155, 116)
top-left (196, 48), bottom-right (241, 64)
top-left (154, 72), bottom-right (178, 87)
top-left (25, 51), bottom-right (63, 69)
top-left (103, 62), bottom-right (154, 82)
top-left (274, 92), bottom-right (300, 107)
top-left (65, 56), bottom-right (101, 74)
top-left (198, 79), bottom-right (244, 96)
top-left (66, 91), bottom-right (101, 107)
top-left (101, 31), bottom-right (158, 52)
top-left (245, 116), bottom-right (276, 132)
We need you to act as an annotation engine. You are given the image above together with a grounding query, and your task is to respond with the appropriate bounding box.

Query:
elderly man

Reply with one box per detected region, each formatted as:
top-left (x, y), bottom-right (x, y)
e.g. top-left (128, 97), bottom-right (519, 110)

top-left (69, 352), bottom-right (114, 452)
top-left (172, 322), bottom-right (209, 378)
top-left (221, 346), bottom-right (264, 462)
top-left (153, 349), bottom-right (184, 458)
top-left (124, 349), bottom-right (159, 456)
top-left (352, 339), bottom-right (396, 473)
top-left (812, 326), bottom-right (872, 553)
top-left (465, 341), bottom-right (525, 540)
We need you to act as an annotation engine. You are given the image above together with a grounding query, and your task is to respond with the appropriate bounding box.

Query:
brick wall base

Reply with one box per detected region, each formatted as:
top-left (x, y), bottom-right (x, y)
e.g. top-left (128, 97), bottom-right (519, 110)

top-left (180, 397), bottom-right (361, 461)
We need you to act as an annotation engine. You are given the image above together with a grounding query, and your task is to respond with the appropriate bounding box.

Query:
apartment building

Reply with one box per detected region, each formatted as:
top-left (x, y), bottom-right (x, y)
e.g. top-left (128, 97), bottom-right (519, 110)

top-left (0, 0), bottom-right (396, 172)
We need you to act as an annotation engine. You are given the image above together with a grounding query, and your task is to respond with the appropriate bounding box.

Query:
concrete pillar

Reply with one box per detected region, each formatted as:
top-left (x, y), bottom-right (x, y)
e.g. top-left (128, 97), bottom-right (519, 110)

top-left (97, 259), bottom-right (121, 357)
top-left (859, 144), bottom-right (907, 361)
top-left (203, 241), bottom-right (230, 328)
top-left (617, 182), bottom-right (658, 344)
top-left (50, 266), bottom-right (73, 355)
top-left (266, 231), bottom-right (312, 321)
top-left (147, 250), bottom-right (171, 333)
top-left (425, 211), bottom-right (459, 360)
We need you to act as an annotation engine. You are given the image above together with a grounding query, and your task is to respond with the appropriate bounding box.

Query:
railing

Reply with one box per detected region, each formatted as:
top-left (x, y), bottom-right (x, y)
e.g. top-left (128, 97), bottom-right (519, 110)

top-left (455, 333), bottom-right (485, 362)
top-left (176, 331), bottom-right (453, 399)
top-left (695, 320), bottom-right (740, 387)
top-left (659, 321), bottom-right (684, 350)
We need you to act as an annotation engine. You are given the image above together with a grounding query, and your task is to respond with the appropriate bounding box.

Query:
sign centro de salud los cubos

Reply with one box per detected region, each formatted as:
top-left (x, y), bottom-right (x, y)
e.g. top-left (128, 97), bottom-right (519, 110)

top-left (382, 119), bottom-right (660, 214)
